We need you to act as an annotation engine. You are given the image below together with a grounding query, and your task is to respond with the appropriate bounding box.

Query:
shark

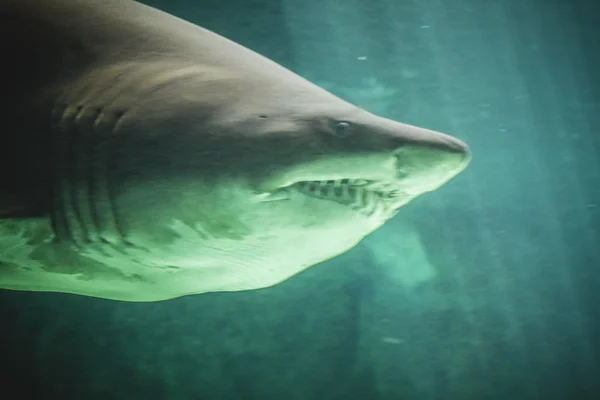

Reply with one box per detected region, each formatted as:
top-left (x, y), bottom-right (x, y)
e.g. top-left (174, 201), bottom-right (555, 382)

top-left (0, 0), bottom-right (471, 301)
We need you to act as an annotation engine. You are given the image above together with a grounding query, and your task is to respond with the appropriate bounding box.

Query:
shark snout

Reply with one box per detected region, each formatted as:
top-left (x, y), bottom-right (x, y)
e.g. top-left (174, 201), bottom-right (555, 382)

top-left (415, 131), bottom-right (471, 163)
top-left (390, 125), bottom-right (471, 194)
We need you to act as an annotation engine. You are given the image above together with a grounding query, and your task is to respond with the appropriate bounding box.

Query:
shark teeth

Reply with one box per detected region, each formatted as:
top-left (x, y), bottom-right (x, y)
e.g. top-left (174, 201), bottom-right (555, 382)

top-left (292, 179), bottom-right (406, 217)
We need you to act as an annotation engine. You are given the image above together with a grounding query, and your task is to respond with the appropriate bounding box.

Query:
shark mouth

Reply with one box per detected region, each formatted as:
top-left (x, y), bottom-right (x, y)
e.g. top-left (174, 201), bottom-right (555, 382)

top-left (290, 179), bottom-right (409, 218)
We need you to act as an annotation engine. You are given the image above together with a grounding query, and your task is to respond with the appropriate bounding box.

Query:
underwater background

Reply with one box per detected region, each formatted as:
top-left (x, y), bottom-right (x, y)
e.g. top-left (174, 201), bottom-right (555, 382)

top-left (1, 0), bottom-right (599, 399)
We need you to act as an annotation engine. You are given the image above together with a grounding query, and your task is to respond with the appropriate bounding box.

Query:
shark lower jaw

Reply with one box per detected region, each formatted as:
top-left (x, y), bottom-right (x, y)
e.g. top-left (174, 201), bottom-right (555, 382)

top-left (285, 178), bottom-right (410, 219)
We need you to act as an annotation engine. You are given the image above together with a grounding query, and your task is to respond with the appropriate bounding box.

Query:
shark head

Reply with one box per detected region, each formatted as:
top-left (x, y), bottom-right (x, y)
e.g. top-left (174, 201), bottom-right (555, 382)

top-left (87, 74), bottom-right (470, 296)
top-left (216, 83), bottom-right (470, 227)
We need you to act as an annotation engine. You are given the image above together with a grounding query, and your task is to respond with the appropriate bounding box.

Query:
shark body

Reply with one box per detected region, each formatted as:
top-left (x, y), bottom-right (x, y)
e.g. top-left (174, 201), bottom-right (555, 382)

top-left (0, 0), bottom-right (470, 301)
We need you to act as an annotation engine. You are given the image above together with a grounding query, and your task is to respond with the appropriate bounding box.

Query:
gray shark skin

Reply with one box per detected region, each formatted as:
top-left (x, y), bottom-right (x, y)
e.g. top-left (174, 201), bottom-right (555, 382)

top-left (0, 0), bottom-right (470, 301)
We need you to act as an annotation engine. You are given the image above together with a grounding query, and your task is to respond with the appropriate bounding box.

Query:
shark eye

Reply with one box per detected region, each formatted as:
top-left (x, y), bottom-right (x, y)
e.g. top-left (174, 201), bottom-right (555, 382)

top-left (333, 120), bottom-right (352, 137)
